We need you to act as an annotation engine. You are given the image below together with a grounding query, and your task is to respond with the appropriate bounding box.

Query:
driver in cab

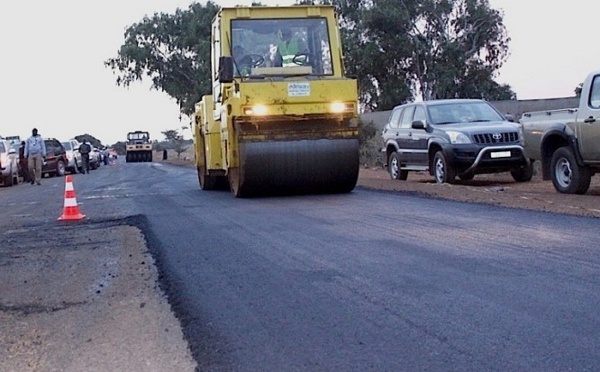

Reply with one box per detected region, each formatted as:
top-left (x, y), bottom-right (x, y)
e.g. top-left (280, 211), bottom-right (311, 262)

top-left (275, 28), bottom-right (306, 67)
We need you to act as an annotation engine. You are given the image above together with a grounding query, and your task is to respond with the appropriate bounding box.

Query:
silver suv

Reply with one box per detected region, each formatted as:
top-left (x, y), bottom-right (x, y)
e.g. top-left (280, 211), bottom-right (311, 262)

top-left (61, 139), bottom-right (83, 174)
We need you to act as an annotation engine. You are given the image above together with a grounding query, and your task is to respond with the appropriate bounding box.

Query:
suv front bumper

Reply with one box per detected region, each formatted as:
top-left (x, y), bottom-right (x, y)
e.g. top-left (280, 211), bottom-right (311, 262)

top-left (443, 144), bottom-right (529, 175)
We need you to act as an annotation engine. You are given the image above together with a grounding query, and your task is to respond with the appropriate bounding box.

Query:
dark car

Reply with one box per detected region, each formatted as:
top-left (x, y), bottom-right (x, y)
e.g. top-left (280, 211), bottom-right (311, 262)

top-left (381, 99), bottom-right (532, 183)
top-left (42, 138), bottom-right (67, 178)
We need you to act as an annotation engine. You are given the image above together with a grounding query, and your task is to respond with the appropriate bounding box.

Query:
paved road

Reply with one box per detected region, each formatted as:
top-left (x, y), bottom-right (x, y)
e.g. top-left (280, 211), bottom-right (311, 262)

top-left (3, 159), bottom-right (600, 371)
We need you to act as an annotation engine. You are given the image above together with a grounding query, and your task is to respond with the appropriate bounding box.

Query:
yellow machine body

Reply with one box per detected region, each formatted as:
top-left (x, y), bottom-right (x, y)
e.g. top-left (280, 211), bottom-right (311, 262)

top-left (193, 5), bottom-right (359, 197)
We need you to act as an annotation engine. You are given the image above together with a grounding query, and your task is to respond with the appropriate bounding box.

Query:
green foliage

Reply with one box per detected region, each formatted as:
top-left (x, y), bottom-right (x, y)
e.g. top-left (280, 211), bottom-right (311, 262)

top-left (111, 141), bottom-right (127, 155)
top-left (104, 2), bottom-right (220, 116)
top-left (161, 129), bottom-right (188, 158)
top-left (107, 0), bottom-right (515, 117)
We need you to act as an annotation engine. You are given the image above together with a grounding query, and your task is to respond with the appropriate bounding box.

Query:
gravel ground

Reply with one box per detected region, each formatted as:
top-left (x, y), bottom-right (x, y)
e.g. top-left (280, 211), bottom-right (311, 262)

top-left (0, 224), bottom-right (196, 372)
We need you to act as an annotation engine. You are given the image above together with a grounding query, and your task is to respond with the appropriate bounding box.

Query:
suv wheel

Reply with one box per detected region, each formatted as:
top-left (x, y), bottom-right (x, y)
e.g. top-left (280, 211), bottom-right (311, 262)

top-left (551, 147), bottom-right (591, 194)
top-left (433, 151), bottom-right (455, 184)
top-left (511, 161), bottom-right (533, 183)
top-left (56, 160), bottom-right (66, 177)
top-left (388, 152), bottom-right (408, 180)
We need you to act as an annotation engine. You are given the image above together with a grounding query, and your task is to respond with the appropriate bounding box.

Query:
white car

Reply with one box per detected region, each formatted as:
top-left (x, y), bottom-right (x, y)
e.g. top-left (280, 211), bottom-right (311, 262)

top-left (61, 139), bottom-right (83, 174)
top-left (0, 139), bottom-right (19, 186)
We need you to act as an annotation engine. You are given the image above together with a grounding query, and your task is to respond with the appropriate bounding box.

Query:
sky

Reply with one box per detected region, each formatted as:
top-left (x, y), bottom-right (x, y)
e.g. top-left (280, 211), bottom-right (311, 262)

top-left (1, 0), bottom-right (598, 146)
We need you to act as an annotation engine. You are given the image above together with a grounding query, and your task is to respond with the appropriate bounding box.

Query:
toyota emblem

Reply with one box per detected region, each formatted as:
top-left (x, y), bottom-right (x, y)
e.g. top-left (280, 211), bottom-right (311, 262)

top-left (492, 133), bottom-right (502, 141)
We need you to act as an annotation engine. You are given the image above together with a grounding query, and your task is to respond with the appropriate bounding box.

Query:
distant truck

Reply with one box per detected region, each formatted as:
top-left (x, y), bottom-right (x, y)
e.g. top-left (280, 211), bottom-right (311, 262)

top-left (125, 131), bottom-right (152, 162)
top-left (520, 70), bottom-right (600, 194)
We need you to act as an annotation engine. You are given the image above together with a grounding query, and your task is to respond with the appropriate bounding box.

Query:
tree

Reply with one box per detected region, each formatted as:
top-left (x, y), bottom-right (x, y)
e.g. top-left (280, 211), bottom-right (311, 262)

top-left (104, 2), bottom-right (219, 116)
top-left (161, 129), bottom-right (188, 158)
top-left (329, 0), bottom-right (515, 108)
top-left (107, 0), bottom-right (515, 116)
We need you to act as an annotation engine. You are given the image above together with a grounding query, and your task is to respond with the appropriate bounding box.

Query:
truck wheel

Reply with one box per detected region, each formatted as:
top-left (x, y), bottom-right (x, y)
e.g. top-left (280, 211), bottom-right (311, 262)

top-left (388, 152), bottom-right (408, 180)
top-left (551, 147), bottom-right (591, 194)
top-left (511, 162), bottom-right (534, 183)
top-left (433, 151), bottom-right (455, 184)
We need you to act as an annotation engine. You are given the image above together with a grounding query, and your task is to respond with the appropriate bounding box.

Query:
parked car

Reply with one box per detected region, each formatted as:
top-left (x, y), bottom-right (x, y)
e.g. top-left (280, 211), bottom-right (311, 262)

top-left (381, 99), bottom-right (531, 183)
top-left (61, 139), bottom-right (83, 174)
top-left (90, 147), bottom-right (101, 170)
top-left (0, 139), bottom-right (19, 186)
top-left (42, 138), bottom-right (67, 178)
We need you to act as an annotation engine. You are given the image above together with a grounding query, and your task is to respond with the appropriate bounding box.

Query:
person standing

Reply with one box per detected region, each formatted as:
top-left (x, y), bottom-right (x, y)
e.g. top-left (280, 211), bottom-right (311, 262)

top-left (24, 128), bottom-right (46, 185)
top-left (78, 140), bottom-right (91, 174)
top-left (18, 141), bottom-right (30, 183)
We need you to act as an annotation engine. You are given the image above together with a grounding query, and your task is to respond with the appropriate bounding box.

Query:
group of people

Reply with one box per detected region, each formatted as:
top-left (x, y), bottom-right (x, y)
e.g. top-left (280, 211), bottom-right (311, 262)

top-left (18, 128), bottom-right (94, 185)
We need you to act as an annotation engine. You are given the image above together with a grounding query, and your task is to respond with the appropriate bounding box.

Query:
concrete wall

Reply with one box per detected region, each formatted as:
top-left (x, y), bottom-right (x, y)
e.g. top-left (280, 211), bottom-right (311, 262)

top-left (360, 96), bottom-right (580, 131)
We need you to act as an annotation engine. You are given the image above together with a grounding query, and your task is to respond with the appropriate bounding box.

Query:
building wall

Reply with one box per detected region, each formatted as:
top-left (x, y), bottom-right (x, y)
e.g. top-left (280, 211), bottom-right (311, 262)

top-left (360, 97), bottom-right (580, 131)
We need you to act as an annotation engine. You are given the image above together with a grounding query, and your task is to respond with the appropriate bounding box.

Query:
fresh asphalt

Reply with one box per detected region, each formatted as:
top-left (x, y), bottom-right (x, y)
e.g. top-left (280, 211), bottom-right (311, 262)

top-left (2, 158), bottom-right (600, 371)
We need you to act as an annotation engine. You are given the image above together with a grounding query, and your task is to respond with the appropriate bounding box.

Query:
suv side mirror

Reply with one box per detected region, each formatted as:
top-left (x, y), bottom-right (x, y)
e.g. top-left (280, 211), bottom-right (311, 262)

top-left (504, 114), bottom-right (515, 122)
top-left (411, 120), bottom-right (428, 130)
top-left (218, 56), bottom-right (234, 83)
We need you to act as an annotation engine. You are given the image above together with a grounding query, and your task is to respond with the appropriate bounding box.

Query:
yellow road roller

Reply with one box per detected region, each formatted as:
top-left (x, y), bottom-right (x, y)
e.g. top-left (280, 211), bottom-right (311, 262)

top-left (193, 5), bottom-right (359, 197)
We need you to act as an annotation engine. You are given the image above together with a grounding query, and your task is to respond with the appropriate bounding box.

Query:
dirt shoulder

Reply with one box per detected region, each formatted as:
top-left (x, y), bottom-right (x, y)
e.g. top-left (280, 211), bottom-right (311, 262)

top-left (159, 150), bottom-right (600, 218)
top-left (0, 224), bottom-right (196, 372)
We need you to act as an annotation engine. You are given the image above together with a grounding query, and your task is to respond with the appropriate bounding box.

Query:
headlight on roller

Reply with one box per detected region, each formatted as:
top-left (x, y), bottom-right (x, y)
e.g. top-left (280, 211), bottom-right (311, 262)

top-left (446, 131), bottom-right (471, 144)
top-left (330, 102), bottom-right (355, 113)
top-left (243, 105), bottom-right (268, 116)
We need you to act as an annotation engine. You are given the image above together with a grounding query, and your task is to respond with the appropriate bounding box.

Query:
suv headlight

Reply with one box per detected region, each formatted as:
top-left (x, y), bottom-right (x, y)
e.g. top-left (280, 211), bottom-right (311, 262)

top-left (446, 131), bottom-right (471, 144)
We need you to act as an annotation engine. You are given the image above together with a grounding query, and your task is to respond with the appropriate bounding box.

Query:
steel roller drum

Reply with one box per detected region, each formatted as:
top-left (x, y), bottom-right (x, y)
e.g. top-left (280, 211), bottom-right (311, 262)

top-left (235, 138), bottom-right (359, 197)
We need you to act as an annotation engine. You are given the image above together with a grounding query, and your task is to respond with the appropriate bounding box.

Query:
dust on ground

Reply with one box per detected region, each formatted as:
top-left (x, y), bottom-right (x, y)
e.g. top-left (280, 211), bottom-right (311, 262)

top-left (0, 223), bottom-right (197, 372)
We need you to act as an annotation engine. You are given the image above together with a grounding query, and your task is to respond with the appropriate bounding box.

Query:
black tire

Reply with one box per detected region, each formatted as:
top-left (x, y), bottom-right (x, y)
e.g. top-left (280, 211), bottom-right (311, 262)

top-left (458, 173), bottom-right (474, 181)
top-left (550, 147), bottom-right (591, 194)
top-left (511, 162), bottom-right (534, 183)
top-left (388, 152), bottom-right (408, 180)
top-left (56, 160), bottom-right (66, 177)
top-left (4, 172), bottom-right (13, 187)
top-left (433, 151), bottom-right (455, 184)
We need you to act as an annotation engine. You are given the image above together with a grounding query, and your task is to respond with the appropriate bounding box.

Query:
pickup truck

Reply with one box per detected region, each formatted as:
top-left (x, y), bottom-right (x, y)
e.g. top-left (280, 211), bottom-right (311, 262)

top-left (520, 70), bottom-right (600, 194)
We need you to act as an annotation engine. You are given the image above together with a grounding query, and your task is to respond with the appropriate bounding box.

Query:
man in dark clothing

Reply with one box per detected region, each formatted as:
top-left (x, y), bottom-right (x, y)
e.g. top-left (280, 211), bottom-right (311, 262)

top-left (78, 140), bottom-right (91, 174)
top-left (18, 141), bottom-right (30, 183)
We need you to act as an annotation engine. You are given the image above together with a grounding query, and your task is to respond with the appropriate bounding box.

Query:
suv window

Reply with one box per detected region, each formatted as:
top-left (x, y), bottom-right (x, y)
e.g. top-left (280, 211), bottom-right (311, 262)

top-left (0, 143), bottom-right (5, 152)
top-left (388, 108), bottom-right (403, 129)
top-left (62, 142), bottom-right (72, 151)
top-left (414, 105), bottom-right (426, 123)
top-left (399, 106), bottom-right (415, 128)
top-left (45, 139), bottom-right (63, 155)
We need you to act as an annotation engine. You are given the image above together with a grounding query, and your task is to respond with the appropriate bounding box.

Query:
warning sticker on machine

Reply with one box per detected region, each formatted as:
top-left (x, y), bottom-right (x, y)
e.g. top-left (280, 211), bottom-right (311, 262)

top-left (288, 82), bottom-right (310, 97)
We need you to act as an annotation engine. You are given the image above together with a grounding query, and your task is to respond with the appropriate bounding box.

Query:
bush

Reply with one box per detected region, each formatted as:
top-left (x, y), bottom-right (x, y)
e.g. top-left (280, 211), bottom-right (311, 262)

top-left (358, 119), bottom-right (384, 168)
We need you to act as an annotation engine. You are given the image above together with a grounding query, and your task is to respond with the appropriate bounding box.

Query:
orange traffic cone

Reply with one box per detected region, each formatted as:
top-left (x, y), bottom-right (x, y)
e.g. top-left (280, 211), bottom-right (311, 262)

top-left (58, 175), bottom-right (86, 221)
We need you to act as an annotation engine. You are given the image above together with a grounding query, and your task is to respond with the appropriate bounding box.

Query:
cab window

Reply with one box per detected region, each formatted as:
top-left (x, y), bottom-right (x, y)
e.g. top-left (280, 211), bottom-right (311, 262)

top-left (590, 75), bottom-right (600, 109)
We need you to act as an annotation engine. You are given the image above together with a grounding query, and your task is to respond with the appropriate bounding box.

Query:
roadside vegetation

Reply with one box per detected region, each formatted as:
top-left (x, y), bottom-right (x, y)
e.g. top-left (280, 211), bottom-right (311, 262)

top-left (105, 0), bottom-right (515, 117)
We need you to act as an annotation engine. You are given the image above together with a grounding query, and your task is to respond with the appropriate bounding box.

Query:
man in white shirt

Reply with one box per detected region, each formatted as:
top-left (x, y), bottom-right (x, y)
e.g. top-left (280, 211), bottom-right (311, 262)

top-left (24, 128), bottom-right (47, 185)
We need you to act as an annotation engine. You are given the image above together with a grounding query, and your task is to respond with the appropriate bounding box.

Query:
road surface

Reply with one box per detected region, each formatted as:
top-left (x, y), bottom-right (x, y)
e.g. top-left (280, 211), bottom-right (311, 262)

top-left (1, 159), bottom-right (600, 371)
